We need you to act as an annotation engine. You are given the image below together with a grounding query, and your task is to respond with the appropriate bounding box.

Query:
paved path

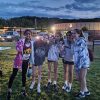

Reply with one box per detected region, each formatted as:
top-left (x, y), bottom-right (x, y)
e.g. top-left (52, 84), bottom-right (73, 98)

top-left (0, 47), bottom-right (11, 51)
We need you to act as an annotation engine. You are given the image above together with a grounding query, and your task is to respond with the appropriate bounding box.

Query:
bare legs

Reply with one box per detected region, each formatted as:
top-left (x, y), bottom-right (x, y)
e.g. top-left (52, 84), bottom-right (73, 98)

top-left (30, 64), bottom-right (42, 93)
top-left (48, 61), bottom-right (58, 84)
top-left (79, 68), bottom-right (88, 92)
top-left (63, 63), bottom-right (74, 91)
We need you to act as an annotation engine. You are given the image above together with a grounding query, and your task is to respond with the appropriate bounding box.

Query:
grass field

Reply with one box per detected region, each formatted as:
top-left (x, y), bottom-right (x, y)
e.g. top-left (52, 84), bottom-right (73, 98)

top-left (0, 42), bottom-right (100, 100)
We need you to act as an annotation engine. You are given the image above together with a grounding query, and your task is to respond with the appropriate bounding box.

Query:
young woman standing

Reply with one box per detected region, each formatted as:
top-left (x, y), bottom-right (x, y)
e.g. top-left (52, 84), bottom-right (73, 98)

top-left (72, 29), bottom-right (90, 98)
top-left (62, 31), bottom-right (74, 92)
top-left (7, 30), bottom-right (34, 99)
top-left (29, 36), bottom-right (48, 94)
top-left (46, 33), bottom-right (61, 92)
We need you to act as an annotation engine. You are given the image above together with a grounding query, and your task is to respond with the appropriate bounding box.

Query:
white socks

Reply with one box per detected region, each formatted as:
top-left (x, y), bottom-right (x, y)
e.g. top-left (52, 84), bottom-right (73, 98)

top-left (53, 81), bottom-right (57, 85)
top-left (32, 81), bottom-right (35, 85)
top-left (64, 81), bottom-right (72, 87)
top-left (48, 79), bottom-right (52, 83)
top-left (37, 83), bottom-right (40, 87)
top-left (84, 87), bottom-right (88, 92)
top-left (48, 80), bottom-right (57, 85)
top-left (30, 81), bottom-right (35, 89)
top-left (37, 83), bottom-right (41, 93)
top-left (65, 81), bottom-right (68, 86)
top-left (68, 83), bottom-right (72, 89)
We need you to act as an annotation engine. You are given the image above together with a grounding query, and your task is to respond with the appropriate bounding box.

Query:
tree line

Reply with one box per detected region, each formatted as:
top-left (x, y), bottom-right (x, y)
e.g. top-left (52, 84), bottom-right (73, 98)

top-left (0, 16), bottom-right (100, 29)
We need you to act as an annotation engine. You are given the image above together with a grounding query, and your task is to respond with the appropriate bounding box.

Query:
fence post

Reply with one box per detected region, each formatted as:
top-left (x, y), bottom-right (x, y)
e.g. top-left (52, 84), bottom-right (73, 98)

top-left (93, 40), bottom-right (94, 52)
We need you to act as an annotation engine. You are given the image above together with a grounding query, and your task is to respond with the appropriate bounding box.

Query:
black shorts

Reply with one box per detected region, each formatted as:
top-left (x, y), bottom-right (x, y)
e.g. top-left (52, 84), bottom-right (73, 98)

top-left (48, 60), bottom-right (57, 62)
top-left (62, 59), bottom-right (74, 65)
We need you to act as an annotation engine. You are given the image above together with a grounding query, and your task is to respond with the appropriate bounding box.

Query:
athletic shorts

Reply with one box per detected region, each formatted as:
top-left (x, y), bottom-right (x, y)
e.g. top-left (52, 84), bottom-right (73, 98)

top-left (48, 60), bottom-right (58, 62)
top-left (62, 59), bottom-right (74, 65)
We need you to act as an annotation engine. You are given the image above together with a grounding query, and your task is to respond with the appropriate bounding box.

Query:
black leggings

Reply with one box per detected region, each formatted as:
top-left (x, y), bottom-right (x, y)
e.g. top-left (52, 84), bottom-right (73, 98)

top-left (8, 68), bottom-right (18, 88)
top-left (8, 60), bottom-right (29, 88)
top-left (22, 60), bottom-right (29, 87)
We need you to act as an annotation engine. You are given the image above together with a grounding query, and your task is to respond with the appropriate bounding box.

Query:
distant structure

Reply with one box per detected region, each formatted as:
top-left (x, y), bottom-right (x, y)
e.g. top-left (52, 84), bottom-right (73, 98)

top-left (53, 22), bottom-right (100, 40)
top-left (53, 22), bottom-right (100, 31)
top-left (0, 27), bottom-right (41, 36)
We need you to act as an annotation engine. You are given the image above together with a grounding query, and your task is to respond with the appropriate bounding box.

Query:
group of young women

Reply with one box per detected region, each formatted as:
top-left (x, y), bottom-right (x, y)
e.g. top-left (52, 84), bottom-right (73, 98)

top-left (7, 29), bottom-right (91, 99)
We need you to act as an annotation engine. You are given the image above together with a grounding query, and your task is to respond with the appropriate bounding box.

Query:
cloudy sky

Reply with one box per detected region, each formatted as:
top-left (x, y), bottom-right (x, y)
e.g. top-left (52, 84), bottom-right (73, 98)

top-left (1, 0), bottom-right (100, 19)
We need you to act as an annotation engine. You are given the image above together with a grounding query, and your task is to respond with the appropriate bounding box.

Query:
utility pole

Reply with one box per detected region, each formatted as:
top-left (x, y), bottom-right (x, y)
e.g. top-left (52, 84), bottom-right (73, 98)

top-left (35, 18), bottom-right (37, 29)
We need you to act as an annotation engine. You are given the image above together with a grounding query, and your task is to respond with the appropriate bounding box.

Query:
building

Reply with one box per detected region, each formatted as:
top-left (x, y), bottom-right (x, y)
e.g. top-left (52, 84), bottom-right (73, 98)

top-left (53, 22), bottom-right (100, 40)
top-left (53, 22), bottom-right (100, 31)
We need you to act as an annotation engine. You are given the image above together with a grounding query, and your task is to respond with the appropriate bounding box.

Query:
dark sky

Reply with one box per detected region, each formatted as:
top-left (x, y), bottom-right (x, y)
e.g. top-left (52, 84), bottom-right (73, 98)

top-left (1, 0), bottom-right (100, 19)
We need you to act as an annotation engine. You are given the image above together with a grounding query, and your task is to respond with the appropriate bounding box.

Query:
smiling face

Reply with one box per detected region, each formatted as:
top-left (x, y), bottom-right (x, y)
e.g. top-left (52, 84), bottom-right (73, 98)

top-left (55, 34), bottom-right (60, 41)
top-left (73, 32), bottom-right (80, 39)
top-left (65, 31), bottom-right (73, 42)
top-left (24, 30), bottom-right (32, 40)
top-left (71, 29), bottom-right (81, 41)
top-left (55, 32), bottom-right (62, 42)
top-left (70, 32), bottom-right (76, 42)
top-left (66, 31), bottom-right (71, 40)
top-left (25, 32), bottom-right (32, 40)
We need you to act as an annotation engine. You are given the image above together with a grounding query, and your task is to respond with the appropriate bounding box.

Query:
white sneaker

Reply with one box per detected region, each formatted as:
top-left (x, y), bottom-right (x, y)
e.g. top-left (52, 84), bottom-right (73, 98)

top-left (37, 85), bottom-right (41, 93)
top-left (29, 82), bottom-right (35, 90)
top-left (84, 91), bottom-right (90, 96)
top-left (62, 84), bottom-right (67, 90)
top-left (66, 86), bottom-right (71, 92)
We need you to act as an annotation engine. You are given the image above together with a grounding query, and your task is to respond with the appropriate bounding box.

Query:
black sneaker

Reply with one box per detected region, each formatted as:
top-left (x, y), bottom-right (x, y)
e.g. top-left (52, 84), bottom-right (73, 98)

top-left (84, 91), bottom-right (90, 96)
top-left (21, 90), bottom-right (27, 97)
top-left (46, 82), bottom-right (52, 92)
top-left (7, 91), bottom-right (11, 100)
top-left (75, 92), bottom-right (85, 98)
top-left (53, 84), bottom-right (58, 92)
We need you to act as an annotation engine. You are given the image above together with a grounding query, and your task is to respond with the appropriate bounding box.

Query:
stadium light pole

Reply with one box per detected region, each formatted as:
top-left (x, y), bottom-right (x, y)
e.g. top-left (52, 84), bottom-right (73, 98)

top-left (51, 26), bottom-right (56, 35)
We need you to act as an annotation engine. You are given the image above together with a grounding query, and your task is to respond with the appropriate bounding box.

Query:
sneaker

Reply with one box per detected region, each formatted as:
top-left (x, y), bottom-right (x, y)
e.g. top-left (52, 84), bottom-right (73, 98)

top-left (62, 84), bottom-right (67, 90)
top-left (84, 91), bottom-right (90, 96)
top-left (53, 84), bottom-right (58, 92)
top-left (29, 82), bottom-right (35, 90)
top-left (75, 92), bottom-right (85, 98)
top-left (46, 82), bottom-right (52, 91)
top-left (65, 86), bottom-right (71, 93)
top-left (7, 91), bottom-right (12, 100)
top-left (21, 90), bottom-right (27, 97)
top-left (37, 86), bottom-right (41, 94)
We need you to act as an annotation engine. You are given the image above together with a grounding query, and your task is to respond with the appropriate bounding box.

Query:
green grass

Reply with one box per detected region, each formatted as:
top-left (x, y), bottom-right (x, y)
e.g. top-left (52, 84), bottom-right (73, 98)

top-left (0, 42), bottom-right (100, 100)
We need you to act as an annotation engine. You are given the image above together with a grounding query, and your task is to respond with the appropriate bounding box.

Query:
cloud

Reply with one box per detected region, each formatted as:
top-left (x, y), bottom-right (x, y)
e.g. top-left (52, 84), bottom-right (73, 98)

top-left (0, 1), bottom-right (64, 12)
top-left (34, 6), bottom-right (64, 11)
top-left (74, 0), bottom-right (100, 3)
top-left (74, 0), bottom-right (95, 3)
top-left (0, 0), bottom-right (100, 19)
top-left (65, 1), bottom-right (100, 11)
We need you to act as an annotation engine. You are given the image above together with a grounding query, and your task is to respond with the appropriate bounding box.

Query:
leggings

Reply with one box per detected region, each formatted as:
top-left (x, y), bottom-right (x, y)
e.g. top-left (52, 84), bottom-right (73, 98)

top-left (22, 60), bottom-right (29, 87)
top-left (8, 68), bottom-right (18, 88)
top-left (8, 60), bottom-right (29, 88)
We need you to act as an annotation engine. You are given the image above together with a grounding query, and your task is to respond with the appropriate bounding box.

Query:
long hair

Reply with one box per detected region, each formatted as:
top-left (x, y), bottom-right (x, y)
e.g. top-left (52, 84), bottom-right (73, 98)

top-left (74, 29), bottom-right (84, 37)
top-left (24, 29), bottom-right (32, 36)
top-left (66, 31), bottom-right (71, 36)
